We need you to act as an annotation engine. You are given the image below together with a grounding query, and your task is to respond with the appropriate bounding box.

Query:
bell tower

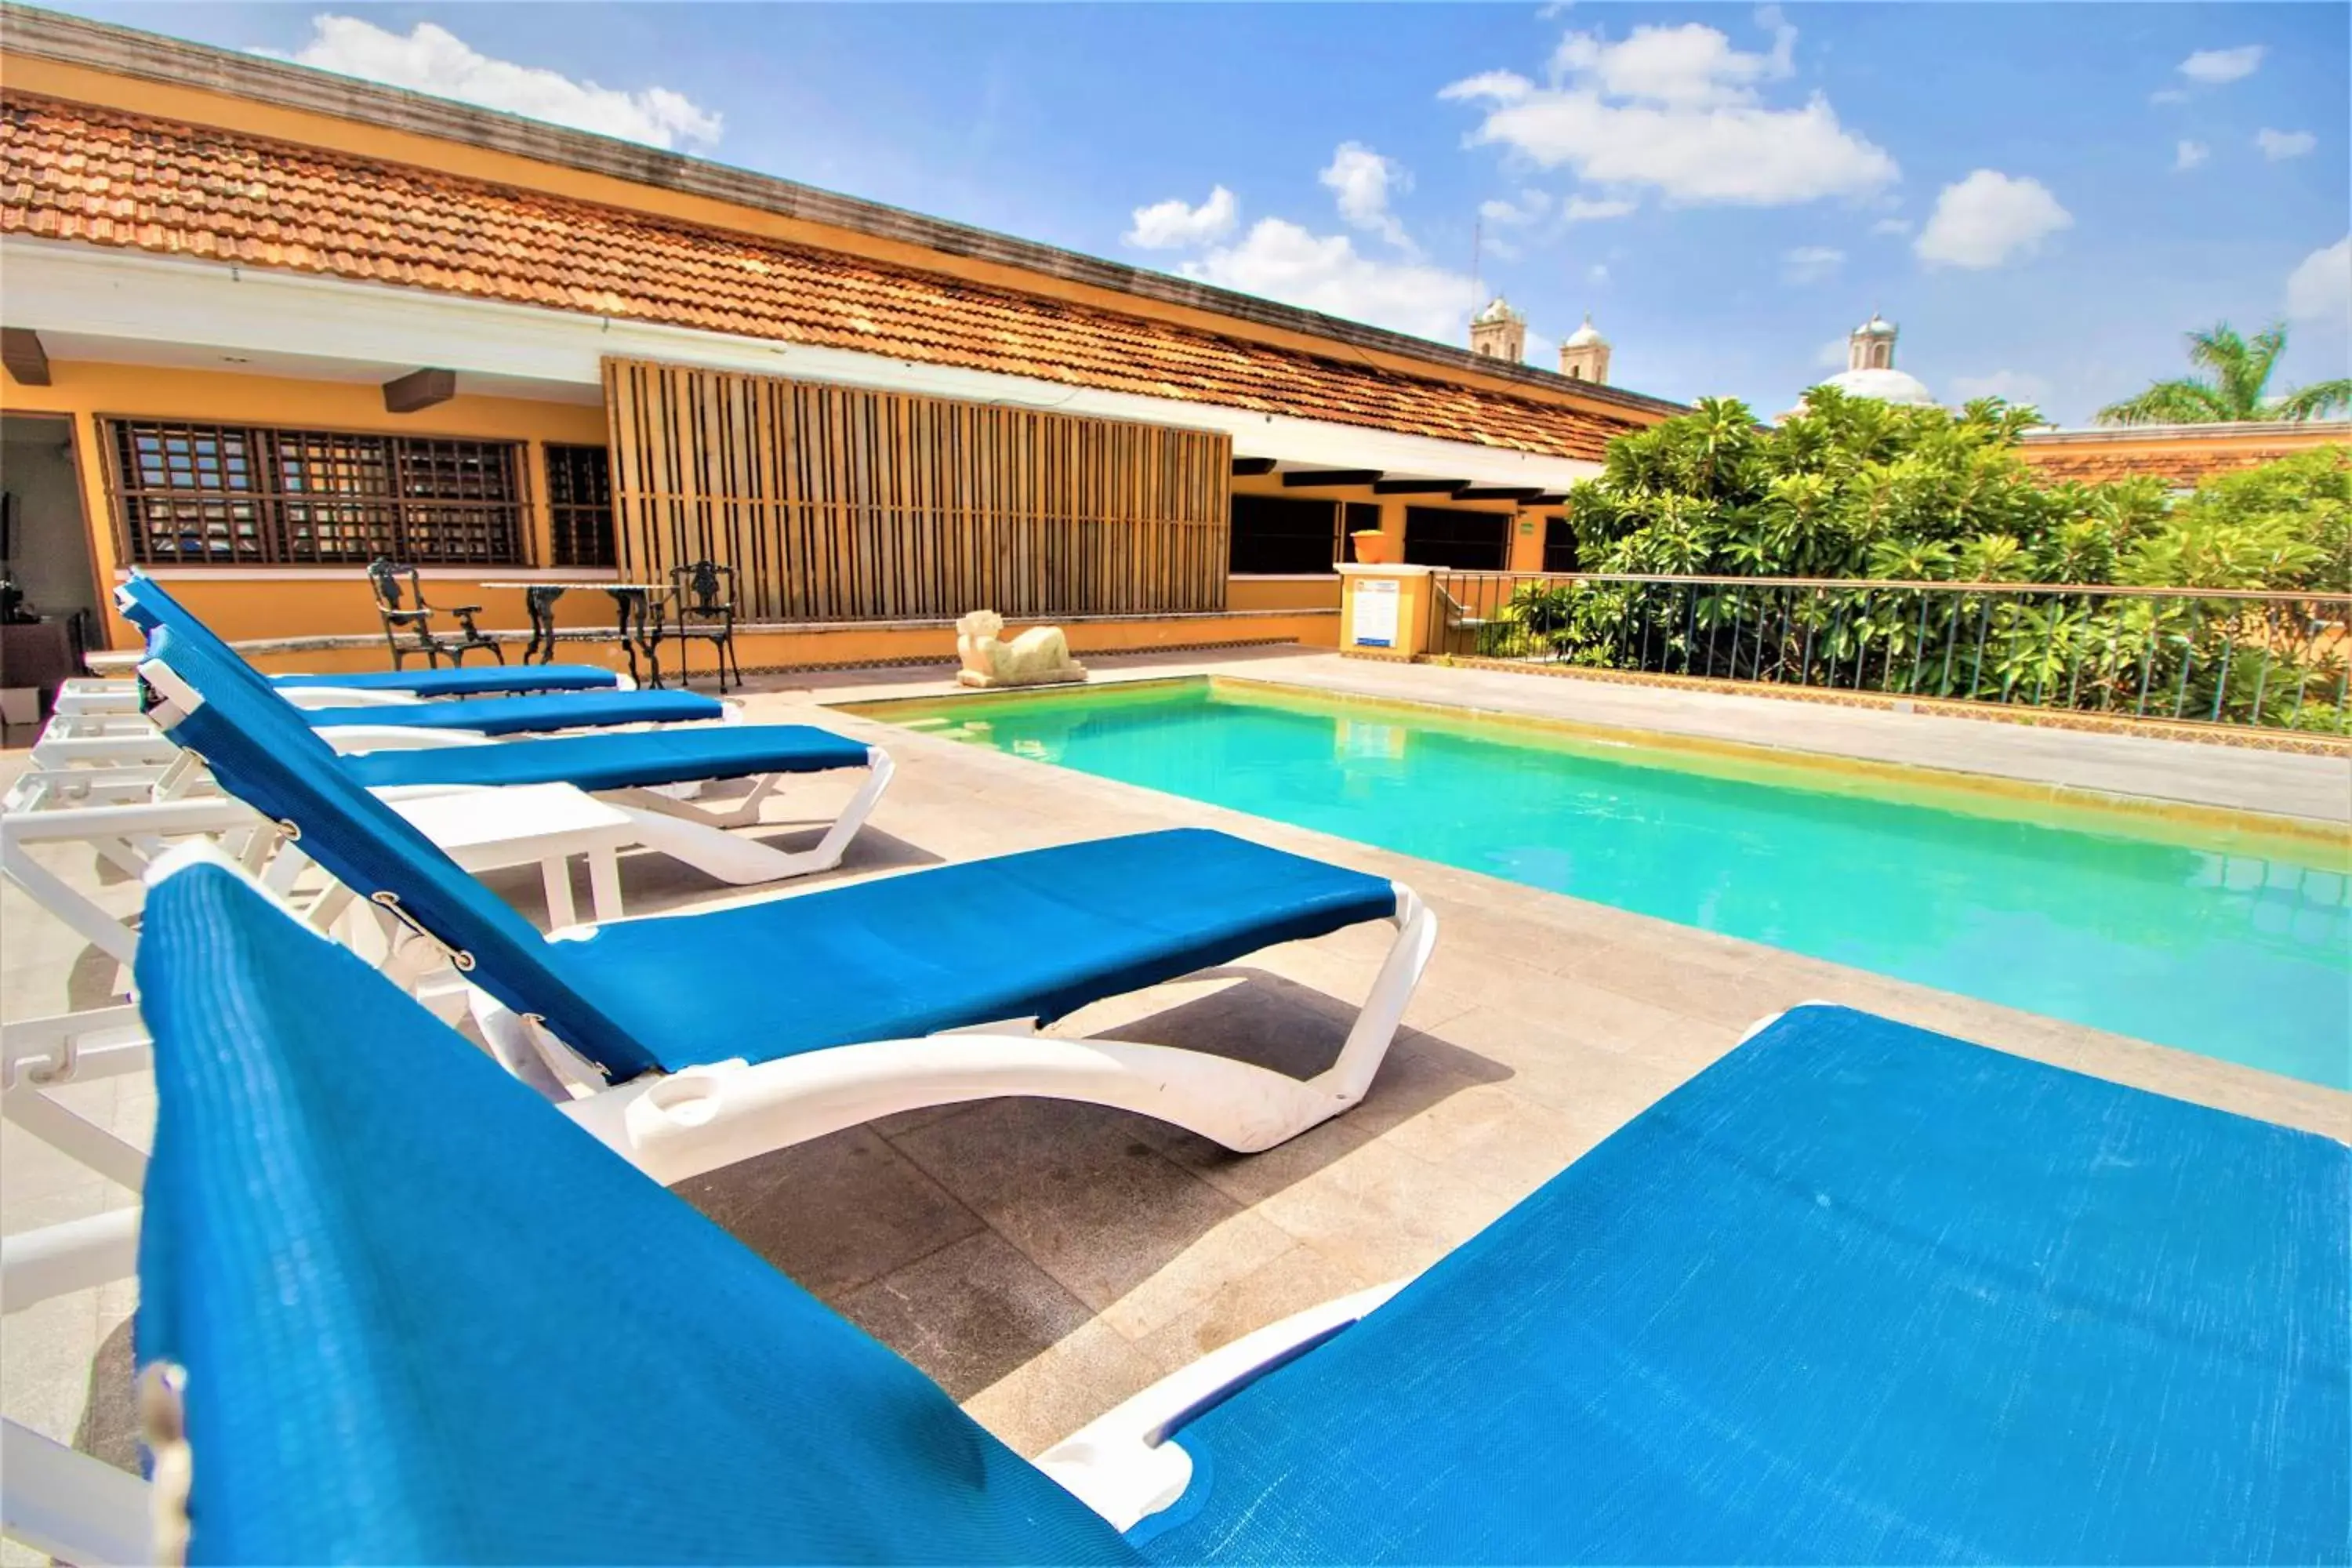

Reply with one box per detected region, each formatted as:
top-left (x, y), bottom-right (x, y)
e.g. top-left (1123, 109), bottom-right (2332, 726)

top-left (1559, 314), bottom-right (1611, 384)
top-left (1850, 311), bottom-right (1898, 372)
top-left (1469, 296), bottom-right (1526, 363)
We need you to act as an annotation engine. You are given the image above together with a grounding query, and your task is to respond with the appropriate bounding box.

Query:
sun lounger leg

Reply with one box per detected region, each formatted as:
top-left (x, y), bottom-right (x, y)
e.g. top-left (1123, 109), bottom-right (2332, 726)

top-left (0, 1419), bottom-right (152, 1567)
top-left (600, 750), bottom-right (895, 885)
top-left (543, 884), bottom-right (1436, 1184)
top-left (0, 1207), bottom-right (140, 1313)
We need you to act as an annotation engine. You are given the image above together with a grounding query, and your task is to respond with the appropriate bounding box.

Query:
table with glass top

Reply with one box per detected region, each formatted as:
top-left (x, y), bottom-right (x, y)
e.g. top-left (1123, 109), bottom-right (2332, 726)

top-left (479, 580), bottom-right (670, 687)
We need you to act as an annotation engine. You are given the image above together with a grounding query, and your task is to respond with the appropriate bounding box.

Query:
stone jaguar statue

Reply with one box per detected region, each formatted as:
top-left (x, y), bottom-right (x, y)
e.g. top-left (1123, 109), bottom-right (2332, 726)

top-left (955, 609), bottom-right (1087, 688)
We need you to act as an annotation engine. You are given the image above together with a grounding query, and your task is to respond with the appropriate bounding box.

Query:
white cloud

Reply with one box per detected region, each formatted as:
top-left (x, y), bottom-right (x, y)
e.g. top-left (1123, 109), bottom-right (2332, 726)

top-left (1441, 11), bottom-right (1896, 206)
top-left (1124, 186), bottom-right (1239, 250)
top-left (1950, 369), bottom-right (2052, 405)
top-left (1814, 336), bottom-right (1850, 370)
top-left (2178, 45), bottom-right (2264, 85)
top-left (1548, 9), bottom-right (1795, 107)
top-left (1181, 219), bottom-right (1475, 343)
top-left (2173, 140), bottom-right (2210, 172)
top-left (1780, 245), bottom-right (1845, 284)
top-left (1870, 216), bottom-right (1912, 236)
top-left (2149, 87), bottom-right (2192, 107)
top-left (1588, 262), bottom-right (1610, 285)
top-left (2285, 236), bottom-right (2350, 328)
top-left (1319, 143), bottom-right (1414, 249)
top-left (2257, 129), bottom-right (2317, 161)
top-left (1560, 194), bottom-right (1638, 222)
top-left (263, 15), bottom-right (721, 148)
top-left (1479, 190), bottom-right (1551, 226)
top-left (1915, 171), bottom-right (2072, 269)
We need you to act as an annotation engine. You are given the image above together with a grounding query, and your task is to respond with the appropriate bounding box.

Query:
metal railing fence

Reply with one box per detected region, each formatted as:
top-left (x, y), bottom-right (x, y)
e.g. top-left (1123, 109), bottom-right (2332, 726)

top-left (1428, 572), bottom-right (2350, 734)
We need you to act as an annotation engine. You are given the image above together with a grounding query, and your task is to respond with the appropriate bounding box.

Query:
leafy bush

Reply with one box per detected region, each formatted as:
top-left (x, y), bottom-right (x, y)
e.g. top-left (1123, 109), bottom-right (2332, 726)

top-left (1526, 397), bottom-right (2349, 730)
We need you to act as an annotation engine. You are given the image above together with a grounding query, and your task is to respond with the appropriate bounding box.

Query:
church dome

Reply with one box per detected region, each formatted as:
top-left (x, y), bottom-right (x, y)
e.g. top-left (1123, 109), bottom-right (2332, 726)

top-left (1563, 314), bottom-right (1607, 347)
top-left (1473, 295), bottom-right (1521, 325)
top-left (1820, 365), bottom-right (1936, 406)
top-left (1855, 311), bottom-right (1897, 340)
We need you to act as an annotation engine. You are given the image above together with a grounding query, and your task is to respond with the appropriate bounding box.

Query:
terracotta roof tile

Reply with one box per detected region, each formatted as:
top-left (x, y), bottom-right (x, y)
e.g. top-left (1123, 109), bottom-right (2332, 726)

top-left (0, 94), bottom-right (1641, 461)
top-left (2020, 442), bottom-right (2330, 488)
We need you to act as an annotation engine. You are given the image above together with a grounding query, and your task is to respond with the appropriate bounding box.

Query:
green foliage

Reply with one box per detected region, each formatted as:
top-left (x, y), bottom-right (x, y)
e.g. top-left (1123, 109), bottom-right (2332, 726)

top-left (1570, 387), bottom-right (2167, 583)
top-left (2122, 447), bottom-right (2350, 590)
top-left (2096, 321), bottom-right (2352, 426)
top-left (1516, 405), bottom-right (2350, 731)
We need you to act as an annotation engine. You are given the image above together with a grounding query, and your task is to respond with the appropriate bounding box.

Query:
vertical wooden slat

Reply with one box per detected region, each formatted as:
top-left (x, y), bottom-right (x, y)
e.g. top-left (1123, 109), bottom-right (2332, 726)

top-left (600, 357), bottom-right (1231, 624)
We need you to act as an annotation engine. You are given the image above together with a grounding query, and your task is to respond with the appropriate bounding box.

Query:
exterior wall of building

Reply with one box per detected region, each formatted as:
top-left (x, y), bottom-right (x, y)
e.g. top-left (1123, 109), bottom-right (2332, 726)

top-left (1225, 471), bottom-right (1564, 585)
top-left (0, 358), bottom-right (1350, 658)
top-left (0, 358), bottom-right (606, 648)
top-left (2018, 423), bottom-right (2350, 488)
top-left (0, 27), bottom-right (1645, 666)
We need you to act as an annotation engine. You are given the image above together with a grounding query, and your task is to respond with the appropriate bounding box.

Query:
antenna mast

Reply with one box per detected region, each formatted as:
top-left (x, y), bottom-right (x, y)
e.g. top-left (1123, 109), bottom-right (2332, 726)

top-left (1469, 216), bottom-right (1484, 316)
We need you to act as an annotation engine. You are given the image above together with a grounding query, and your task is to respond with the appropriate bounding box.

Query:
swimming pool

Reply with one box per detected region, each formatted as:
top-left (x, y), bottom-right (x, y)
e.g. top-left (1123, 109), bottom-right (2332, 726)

top-left (849, 677), bottom-right (2352, 1088)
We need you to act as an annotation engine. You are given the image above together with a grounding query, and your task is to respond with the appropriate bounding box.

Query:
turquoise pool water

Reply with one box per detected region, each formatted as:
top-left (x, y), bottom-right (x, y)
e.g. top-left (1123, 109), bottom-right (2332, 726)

top-left (858, 678), bottom-right (2352, 1087)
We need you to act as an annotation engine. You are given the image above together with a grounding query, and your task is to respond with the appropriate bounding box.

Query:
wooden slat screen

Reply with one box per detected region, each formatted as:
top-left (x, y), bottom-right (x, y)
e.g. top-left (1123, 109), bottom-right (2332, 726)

top-left (602, 358), bottom-right (1231, 622)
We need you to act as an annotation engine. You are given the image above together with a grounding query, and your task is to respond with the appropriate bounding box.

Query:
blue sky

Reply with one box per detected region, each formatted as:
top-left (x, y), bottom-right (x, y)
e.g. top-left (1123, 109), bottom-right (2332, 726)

top-left (45, 2), bottom-right (2352, 423)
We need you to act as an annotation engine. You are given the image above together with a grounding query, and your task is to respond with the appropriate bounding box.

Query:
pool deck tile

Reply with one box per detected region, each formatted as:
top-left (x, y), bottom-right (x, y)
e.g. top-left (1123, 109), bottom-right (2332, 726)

top-left (3, 646), bottom-right (2347, 1532)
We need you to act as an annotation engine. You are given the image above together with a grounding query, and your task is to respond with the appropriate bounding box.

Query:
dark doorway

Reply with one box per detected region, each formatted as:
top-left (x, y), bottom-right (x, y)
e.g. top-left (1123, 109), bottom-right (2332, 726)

top-left (1543, 516), bottom-right (1578, 574)
top-left (2, 412), bottom-right (101, 718)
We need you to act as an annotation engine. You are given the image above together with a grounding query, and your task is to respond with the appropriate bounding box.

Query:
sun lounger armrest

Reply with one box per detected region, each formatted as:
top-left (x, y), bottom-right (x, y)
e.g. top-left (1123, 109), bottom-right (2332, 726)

top-left (272, 688), bottom-right (428, 710)
top-left (1035, 1280), bottom-right (1410, 1530)
top-left (309, 725), bottom-right (503, 753)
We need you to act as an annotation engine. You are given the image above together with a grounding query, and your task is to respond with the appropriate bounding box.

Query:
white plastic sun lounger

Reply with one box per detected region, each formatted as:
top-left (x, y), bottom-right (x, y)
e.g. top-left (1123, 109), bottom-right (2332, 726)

top-left (6, 853), bottom-right (2337, 1566)
top-left (30, 577), bottom-right (733, 772)
top-left (8, 610), bottom-right (894, 957)
top-left (126, 618), bottom-right (1434, 1181)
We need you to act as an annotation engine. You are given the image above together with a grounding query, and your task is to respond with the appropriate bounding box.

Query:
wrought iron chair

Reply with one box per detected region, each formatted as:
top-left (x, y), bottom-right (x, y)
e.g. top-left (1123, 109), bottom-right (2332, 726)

top-left (666, 560), bottom-right (742, 691)
top-left (367, 559), bottom-right (505, 670)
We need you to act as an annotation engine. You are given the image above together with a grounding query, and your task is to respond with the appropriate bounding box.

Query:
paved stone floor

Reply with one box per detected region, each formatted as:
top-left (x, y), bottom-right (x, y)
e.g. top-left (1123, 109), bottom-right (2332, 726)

top-left (4, 648), bottom-right (2347, 1557)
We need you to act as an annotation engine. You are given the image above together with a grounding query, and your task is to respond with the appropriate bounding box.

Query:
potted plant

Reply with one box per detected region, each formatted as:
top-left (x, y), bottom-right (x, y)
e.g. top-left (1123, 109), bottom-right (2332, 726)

top-left (1350, 530), bottom-right (1396, 564)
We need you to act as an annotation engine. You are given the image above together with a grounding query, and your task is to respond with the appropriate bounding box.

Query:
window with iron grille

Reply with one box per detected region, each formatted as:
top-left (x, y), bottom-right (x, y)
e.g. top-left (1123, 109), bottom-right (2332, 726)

top-left (108, 420), bottom-right (525, 566)
top-left (544, 444), bottom-right (616, 568)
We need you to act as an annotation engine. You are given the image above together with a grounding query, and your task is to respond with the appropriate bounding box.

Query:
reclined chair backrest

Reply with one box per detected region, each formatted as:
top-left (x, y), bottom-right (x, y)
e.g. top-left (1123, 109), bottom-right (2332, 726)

top-left (116, 575), bottom-right (281, 702)
top-left (139, 624), bottom-right (663, 1080)
top-left (134, 856), bottom-right (1138, 1564)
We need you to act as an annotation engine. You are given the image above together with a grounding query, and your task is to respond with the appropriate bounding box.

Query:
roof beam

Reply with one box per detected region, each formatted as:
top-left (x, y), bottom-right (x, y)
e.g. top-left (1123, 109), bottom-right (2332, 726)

top-left (1231, 456), bottom-right (1277, 476)
top-left (2, 328), bottom-right (51, 387)
top-left (382, 366), bottom-right (456, 414)
top-left (1528, 492), bottom-right (1569, 506)
top-left (1282, 469), bottom-right (1382, 488)
top-left (1451, 485), bottom-right (1547, 502)
top-left (1370, 477), bottom-right (1464, 495)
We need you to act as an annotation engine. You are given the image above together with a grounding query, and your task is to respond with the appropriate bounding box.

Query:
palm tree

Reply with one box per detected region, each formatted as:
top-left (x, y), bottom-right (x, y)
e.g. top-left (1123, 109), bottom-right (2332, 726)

top-left (2097, 322), bottom-right (2352, 425)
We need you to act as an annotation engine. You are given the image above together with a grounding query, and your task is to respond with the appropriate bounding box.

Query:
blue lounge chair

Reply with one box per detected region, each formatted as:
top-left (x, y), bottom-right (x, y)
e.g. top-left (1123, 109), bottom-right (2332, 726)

top-left (34, 854), bottom-right (2340, 1565)
top-left (110, 578), bottom-right (877, 832)
top-left (80, 575), bottom-right (728, 737)
top-left (136, 622), bottom-right (1435, 1181)
top-left (121, 574), bottom-right (625, 700)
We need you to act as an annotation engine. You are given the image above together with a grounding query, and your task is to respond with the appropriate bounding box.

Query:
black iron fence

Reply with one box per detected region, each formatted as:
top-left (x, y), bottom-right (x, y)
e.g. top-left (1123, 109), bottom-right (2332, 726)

top-left (1428, 572), bottom-right (2352, 734)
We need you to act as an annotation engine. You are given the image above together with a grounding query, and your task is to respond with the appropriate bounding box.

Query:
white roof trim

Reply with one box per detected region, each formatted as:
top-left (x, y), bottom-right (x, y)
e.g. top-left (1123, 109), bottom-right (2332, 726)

top-left (2, 238), bottom-right (1603, 490)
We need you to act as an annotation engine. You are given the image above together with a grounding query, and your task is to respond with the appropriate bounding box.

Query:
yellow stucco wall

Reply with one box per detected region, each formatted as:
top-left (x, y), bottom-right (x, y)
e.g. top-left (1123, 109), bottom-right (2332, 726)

top-left (235, 608), bottom-right (1338, 679)
top-left (2, 358), bottom-right (1343, 662)
top-left (2, 359), bottom-right (609, 650)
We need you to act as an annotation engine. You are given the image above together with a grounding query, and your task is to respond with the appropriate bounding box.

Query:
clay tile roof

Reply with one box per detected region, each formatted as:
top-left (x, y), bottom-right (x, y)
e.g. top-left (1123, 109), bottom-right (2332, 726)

top-left (2018, 434), bottom-right (2347, 488)
top-left (0, 93), bottom-right (1646, 462)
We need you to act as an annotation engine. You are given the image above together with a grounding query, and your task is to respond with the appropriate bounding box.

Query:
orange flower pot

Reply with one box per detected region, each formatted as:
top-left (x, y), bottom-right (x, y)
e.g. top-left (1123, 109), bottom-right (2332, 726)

top-left (1350, 530), bottom-right (1396, 565)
